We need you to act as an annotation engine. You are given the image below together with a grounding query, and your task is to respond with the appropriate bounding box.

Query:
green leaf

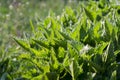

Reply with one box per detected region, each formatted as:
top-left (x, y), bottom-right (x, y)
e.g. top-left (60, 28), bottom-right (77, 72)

top-left (54, 30), bottom-right (64, 40)
top-left (69, 40), bottom-right (83, 53)
top-left (18, 53), bottom-right (31, 59)
top-left (69, 60), bottom-right (83, 80)
top-left (63, 53), bottom-right (70, 67)
top-left (33, 39), bottom-right (50, 49)
top-left (65, 7), bottom-right (75, 17)
top-left (59, 31), bottom-right (72, 40)
top-left (54, 39), bottom-right (67, 49)
top-left (110, 70), bottom-right (116, 80)
top-left (14, 38), bottom-right (30, 51)
top-left (79, 25), bottom-right (87, 42)
top-left (50, 48), bottom-right (59, 70)
top-left (96, 42), bottom-right (108, 54)
top-left (58, 47), bottom-right (65, 59)
top-left (105, 20), bottom-right (113, 36)
top-left (106, 42), bottom-right (114, 58)
top-left (93, 22), bottom-right (101, 39)
top-left (29, 48), bottom-right (41, 56)
top-left (84, 7), bottom-right (96, 22)
top-left (70, 23), bottom-right (81, 41)
top-left (44, 17), bottom-right (52, 28)
top-left (114, 50), bottom-right (120, 56)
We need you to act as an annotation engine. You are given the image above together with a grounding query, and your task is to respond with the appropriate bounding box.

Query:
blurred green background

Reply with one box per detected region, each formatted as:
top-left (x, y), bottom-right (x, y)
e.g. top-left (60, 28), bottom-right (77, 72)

top-left (0, 0), bottom-right (79, 55)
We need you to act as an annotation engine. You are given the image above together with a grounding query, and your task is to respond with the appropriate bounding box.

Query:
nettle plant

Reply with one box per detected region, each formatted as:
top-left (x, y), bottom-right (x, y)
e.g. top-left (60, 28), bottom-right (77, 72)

top-left (12, 1), bottom-right (120, 80)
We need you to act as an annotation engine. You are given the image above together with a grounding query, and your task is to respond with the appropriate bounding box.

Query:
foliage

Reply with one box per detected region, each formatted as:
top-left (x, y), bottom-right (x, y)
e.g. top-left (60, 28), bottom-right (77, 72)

top-left (0, 0), bottom-right (74, 52)
top-left (1, 0), bottom-right (120, 80)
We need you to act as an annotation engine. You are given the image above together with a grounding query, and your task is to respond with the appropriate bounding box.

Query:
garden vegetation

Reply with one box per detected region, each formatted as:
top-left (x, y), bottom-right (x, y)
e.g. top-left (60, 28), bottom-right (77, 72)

top-left (1, 0), bottom-right (120, 80)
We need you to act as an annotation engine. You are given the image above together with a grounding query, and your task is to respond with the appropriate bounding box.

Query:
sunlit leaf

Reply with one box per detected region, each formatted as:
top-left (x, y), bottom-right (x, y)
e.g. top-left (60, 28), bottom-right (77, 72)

top-left (14, 38), bottom-right (30, 51)
top-left (84, 7), bottom-right (96, 22)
